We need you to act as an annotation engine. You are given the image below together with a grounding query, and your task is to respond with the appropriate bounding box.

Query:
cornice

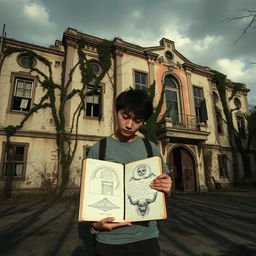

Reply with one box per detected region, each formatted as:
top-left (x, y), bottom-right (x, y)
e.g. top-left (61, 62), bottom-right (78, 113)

top-left (0, 129), bottom-right (104, 141)
top-left (1, 37), bottom-right (64, 56)
top-left (63, 28), bottom-right (104, 49)
top-left (226, 81), bottom-right (250, 93)
top-left (182, 62), bottom-right (214, 77)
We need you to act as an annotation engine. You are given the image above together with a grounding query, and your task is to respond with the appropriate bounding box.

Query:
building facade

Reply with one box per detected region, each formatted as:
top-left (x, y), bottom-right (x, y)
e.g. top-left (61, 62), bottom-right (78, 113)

top-left (0, 28), bottom-right (255, 193)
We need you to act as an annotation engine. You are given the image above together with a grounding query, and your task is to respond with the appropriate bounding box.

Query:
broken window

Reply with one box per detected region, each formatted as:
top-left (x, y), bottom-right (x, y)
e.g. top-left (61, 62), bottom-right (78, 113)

top-left (11, 77), bottom-right (33, 111)
top-left (85, 86), bottom-right (102, 118)
top-left (1, 143), bottom-right (28, 179)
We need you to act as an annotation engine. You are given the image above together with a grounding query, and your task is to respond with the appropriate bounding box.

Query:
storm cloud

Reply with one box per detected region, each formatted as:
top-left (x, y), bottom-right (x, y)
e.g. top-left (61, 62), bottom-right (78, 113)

top-left (0, 0), bottom-right (255, 104)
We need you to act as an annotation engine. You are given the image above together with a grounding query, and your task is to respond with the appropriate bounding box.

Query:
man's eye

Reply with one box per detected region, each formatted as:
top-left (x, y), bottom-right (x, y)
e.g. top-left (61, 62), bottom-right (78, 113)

top-left (134, 119), bottom-right (143, 124)
top-left (122, 114), bottom-right (129, 119)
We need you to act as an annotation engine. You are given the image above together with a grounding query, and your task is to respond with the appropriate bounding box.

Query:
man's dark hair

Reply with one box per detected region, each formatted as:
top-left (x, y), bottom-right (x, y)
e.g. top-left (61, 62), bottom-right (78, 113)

top-left (115, 88), bottom-right (153, 121)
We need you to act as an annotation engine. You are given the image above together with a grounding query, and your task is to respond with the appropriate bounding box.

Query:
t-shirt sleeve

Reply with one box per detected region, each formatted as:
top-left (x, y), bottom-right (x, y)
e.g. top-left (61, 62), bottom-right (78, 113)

top-left (150, 142), bottom-right (170, 174)
top-left (87, 142), bottom-right (99, 159)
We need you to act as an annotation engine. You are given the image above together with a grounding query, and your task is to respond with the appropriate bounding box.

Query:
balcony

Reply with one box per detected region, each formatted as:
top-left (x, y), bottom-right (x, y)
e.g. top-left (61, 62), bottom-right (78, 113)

top-left (157, 112), bottom-right (210, 144)
top-left (164, 112), bottom-right (200, 130)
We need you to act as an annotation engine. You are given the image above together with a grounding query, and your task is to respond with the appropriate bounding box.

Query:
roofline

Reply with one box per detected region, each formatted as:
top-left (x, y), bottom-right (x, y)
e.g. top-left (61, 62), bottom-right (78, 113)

top-left (0, 37), bottom-right (64, 56)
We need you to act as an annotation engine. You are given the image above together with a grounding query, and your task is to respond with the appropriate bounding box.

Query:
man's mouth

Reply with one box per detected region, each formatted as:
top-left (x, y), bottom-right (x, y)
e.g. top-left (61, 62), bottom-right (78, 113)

top-left (122, 130), bottom-right (133, 134)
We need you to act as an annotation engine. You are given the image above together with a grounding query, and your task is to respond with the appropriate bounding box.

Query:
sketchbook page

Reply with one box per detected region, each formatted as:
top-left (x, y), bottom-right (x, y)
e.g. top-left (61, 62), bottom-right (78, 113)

top-left (79, 158), bottom-right (124, 222)
top-left (124, 156), bottom-right (167, 222)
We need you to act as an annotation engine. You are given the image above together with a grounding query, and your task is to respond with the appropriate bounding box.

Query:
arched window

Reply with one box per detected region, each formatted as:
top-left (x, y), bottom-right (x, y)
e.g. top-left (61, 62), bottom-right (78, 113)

top-left (164, 75), bottom-right (180, 122)
top-left (234, 97), bottom-right (241, 110)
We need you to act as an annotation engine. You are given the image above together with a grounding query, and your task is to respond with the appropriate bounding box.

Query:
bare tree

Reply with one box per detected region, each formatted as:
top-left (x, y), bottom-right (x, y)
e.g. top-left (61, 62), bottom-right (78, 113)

top-left (227, 9), bottom-right (256, 45)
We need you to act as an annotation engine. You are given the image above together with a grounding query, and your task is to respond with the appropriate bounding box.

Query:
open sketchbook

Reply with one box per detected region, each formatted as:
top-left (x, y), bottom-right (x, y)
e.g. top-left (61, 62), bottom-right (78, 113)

top-left (78, 156), bottom-right (167, 222)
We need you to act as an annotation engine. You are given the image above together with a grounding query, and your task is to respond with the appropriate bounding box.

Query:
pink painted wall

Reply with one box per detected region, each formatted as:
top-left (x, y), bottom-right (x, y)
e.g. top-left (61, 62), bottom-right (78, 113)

top-left (155, 63), bottom-right (190, 117)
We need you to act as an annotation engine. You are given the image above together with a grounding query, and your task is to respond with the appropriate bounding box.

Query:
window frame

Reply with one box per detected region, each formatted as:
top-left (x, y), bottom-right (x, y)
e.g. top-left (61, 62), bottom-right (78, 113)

top-left (218, 154), bottom-right (228, 178)
top-left (133, 70), bottom-right (148, 91)
top-left (193, 86), bottom-right (208, 123)
top-left (17, 53), bottom-right (36, 69)
top-left (236, 115), bottom-right (246, 138)
top-left (8, 72), bottom-right (37, 114)
top-left (215, 107), bottom-right (223, 134)
top-left (165, 51), bottom-right (173, 61)
top-left (0, 142), bottom-right (29, 180)
top-left (89, 60), bottom-right (102, 76)
top-left (85, 85), bottom-right (103, 119)
top-left (234, 97), bottom-right (242, 110)
top-left (164, 74), bottom-right (181, 122)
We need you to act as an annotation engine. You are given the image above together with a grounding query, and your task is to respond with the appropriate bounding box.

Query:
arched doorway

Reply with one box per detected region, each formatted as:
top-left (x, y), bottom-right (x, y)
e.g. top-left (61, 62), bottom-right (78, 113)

top-left (169, 146), bottom-right (196, 192)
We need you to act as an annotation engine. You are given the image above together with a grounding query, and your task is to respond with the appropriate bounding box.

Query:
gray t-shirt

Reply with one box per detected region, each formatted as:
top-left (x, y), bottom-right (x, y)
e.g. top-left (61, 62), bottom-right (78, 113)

top-left (87, 135), bottom-right (169, 244)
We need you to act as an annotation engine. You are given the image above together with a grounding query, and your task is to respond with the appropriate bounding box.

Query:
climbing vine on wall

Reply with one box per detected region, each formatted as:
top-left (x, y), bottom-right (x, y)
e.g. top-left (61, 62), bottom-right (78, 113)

top-left (139, 81), bottom-right (166, 144)
top-left (0, 38), bottom-right (113, 197)
top-left (212, 69), bottom-right (253, 183)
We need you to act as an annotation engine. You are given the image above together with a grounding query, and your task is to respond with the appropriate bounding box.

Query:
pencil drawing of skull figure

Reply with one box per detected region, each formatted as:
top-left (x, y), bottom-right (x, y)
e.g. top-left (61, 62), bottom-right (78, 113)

top-left (129, 164), bottom-right (156, 181)
top-left (127, 192), bottom-right (158, 217)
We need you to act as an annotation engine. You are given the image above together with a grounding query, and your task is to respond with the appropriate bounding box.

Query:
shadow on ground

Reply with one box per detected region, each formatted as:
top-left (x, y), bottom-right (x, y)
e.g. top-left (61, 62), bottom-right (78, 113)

top-left (0, 191), bottom-right (256, 256)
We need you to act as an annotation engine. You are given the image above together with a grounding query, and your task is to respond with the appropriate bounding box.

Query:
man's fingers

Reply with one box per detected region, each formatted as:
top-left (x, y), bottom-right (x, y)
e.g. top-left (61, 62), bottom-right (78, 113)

top-left (101, 217), bottom-right (115, 224)
top-left (150, 173), bottom-right (172, 193)
top-left (105, 221), bottom-right (132, 231)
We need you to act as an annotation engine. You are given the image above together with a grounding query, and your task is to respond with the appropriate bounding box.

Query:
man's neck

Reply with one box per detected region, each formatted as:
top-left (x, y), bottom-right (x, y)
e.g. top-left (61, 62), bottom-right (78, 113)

top-left (112, 131), bottom-right (137, 142)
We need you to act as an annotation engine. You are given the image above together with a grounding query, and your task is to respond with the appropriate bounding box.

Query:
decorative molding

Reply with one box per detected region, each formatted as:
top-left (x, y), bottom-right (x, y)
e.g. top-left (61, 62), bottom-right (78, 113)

top-left (3, 38), bottom-right (64, 56)
top-left (0, 129), bottom-right (105, 142)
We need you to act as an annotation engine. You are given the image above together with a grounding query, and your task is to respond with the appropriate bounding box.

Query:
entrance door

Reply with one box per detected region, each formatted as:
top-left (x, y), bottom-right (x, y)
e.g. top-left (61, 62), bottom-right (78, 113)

top-left (181, 148), bottom-right (196, 191)
top-left (170, 147), bottom-right (196, 192)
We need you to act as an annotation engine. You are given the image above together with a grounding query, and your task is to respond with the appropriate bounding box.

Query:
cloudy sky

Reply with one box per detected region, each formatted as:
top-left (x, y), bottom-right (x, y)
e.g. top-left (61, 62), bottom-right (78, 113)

top-left (1, 0), bottom-right (256, 105)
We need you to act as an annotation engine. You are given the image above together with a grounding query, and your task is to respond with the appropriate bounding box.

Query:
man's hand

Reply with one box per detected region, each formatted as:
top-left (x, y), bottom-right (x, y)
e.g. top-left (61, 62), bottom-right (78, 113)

top-left (91, 217), bottom-right (131, 231)
top-left (150, 173), bottom-right (172, 197)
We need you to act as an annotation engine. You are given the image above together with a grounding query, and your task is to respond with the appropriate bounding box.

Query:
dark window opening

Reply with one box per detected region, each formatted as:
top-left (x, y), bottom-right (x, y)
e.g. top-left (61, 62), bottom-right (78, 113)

top-left (86, 86), bottom-right (101, 117)
top-left (215, 108), bottom-right (223, 134)
top-left (237, 116), bottom-right (246, 138)
top-left (193, 87), bottom-right (208, 123)
top-left (234, 97), bottom-right (241, 109)
top-left (165, 51), bottom-right (173, 61)
top-left (2, 144), bottom-right (27, 178)
top-left (218, 154), bottom-right (228, 178)
top-left (18, 54), bottom-right (35, 69)
top-left (90, 61), bottom-right (101, 75)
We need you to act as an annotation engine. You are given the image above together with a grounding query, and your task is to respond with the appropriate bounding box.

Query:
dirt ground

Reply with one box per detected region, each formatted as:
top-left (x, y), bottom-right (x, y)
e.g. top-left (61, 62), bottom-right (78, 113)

top-left (0, 190), bottom-right (256, 256)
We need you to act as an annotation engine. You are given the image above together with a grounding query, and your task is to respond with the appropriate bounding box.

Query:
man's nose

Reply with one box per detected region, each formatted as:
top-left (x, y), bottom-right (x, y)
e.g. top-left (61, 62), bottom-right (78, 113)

top-left (126, 119), bottom-right (133, 129)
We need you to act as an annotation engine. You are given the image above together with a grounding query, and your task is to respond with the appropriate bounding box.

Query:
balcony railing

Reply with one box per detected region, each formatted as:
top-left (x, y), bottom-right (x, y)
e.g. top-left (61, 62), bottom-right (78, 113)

top-left (162, 111), bottom-right (200, 131)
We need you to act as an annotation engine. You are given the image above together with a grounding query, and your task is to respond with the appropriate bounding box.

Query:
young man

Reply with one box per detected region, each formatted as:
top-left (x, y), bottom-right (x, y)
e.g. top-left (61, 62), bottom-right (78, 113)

top-left (87, 88), bottom-right (172, 256)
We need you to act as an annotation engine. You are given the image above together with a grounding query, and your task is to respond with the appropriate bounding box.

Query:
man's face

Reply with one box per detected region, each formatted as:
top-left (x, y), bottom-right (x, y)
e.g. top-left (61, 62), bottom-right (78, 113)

top-left (116, 109), bottom-right (144, 139)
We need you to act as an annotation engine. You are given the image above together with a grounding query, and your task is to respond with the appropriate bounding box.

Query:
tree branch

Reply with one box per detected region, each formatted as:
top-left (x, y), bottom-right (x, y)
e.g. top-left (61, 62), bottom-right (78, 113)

top-left (226, 10), bottom-right (256, 44)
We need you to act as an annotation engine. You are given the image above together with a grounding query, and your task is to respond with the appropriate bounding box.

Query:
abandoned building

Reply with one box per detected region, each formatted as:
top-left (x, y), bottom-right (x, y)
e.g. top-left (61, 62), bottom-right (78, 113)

top-left (0, 27), bottom-right (255, 193)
